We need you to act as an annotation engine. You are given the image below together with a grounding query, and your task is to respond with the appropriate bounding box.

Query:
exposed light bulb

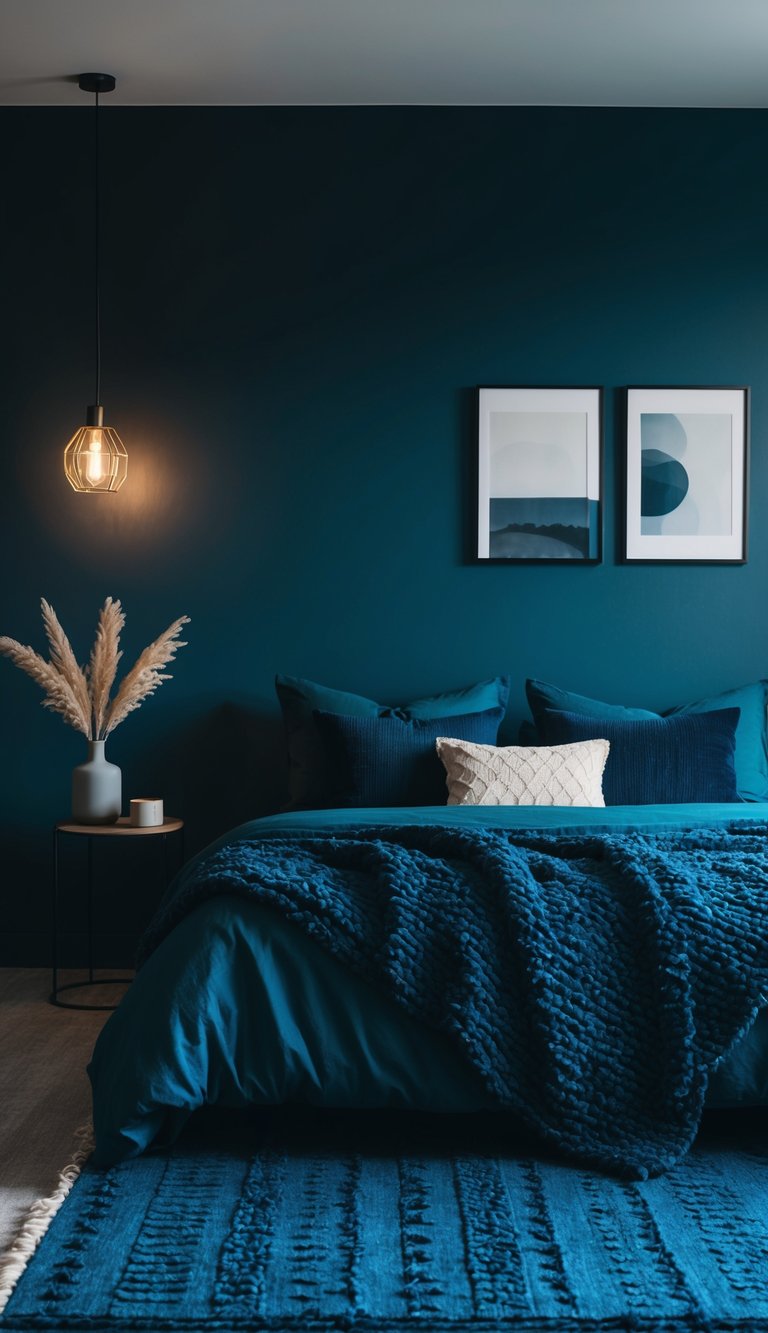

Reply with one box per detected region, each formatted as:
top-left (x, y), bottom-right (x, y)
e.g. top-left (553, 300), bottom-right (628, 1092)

top-left (85, 433), bottom-right (104, 485)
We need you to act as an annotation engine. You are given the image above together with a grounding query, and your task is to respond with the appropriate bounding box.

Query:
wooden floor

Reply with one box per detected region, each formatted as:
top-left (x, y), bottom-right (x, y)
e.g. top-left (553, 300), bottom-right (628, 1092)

top-left (0, 968), bottom-right (130, 1255)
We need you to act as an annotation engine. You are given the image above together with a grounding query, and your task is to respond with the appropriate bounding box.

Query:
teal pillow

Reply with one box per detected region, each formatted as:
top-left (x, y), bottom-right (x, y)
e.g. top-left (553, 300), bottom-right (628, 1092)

top-left (525, 678), bottom-right (657, 731)
top-left (524, 677), bottom-right (768, 803)
top-left (276, 673), bottom-right (510, 809)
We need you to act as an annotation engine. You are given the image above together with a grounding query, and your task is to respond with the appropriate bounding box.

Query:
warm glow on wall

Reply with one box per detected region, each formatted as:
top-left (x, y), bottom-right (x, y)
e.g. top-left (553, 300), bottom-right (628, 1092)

top-left (66, 72), bottom-right (127, 494)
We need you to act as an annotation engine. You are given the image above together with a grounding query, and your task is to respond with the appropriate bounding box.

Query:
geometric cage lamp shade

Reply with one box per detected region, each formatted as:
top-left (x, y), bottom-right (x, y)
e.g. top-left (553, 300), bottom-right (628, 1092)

top-left (64, 404), bottom-right (128, 493)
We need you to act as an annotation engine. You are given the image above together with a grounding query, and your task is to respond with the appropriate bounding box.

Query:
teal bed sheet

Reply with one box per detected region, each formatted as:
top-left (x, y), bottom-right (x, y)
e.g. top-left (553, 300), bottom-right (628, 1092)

top-left (89, 804), bottom-right (768, 1165)
top-left (174, 800), bottom-right (768, 873)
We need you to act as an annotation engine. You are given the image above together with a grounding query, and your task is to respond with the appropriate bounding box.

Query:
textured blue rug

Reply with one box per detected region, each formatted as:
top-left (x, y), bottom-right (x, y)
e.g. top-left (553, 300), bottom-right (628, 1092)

top-left (3, 1110), bottom-right (768, 1332)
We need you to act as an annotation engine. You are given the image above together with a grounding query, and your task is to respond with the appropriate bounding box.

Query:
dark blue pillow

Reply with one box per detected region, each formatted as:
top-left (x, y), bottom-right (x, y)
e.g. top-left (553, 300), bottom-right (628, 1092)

top-left (540, 707), bottom-right (740, 806)
top-left (522, 675), bottom-right (768, 802)
top-left (277, 674), bottom-right (510, 809)
top-left (313, 706), bottom-right (505, 807)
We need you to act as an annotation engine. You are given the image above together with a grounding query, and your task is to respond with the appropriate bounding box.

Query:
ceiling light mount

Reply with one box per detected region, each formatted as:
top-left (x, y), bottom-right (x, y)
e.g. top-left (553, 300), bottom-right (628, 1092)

top-left (78, 73), bottom-right (116, 95)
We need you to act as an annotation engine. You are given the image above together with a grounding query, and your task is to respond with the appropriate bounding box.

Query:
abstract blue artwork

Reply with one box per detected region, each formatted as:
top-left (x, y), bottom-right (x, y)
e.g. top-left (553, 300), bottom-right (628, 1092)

top-left (640, 413), bottom-right (690, 520)
top-left (477, 389), bottom-right (602, 563)
top-left (640, 411), bottom-right (731, 536)
top-left (625, 388), bottom-right (748, 563)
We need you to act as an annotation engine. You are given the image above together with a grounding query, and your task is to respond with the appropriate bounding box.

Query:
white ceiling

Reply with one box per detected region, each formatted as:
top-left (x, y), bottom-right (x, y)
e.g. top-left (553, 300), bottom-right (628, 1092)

top-left (2, 0), bottom-right (768, 107)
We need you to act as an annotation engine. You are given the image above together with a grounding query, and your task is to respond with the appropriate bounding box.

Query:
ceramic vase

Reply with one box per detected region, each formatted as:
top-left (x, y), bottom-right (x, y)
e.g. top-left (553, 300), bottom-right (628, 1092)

top-left (72, 739), bottom-right (122, 825)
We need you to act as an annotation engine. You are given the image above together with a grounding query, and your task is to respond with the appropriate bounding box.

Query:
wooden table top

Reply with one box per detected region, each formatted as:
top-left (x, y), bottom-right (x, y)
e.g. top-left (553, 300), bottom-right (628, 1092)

top-left (56, 816), bottom-right (184, 836)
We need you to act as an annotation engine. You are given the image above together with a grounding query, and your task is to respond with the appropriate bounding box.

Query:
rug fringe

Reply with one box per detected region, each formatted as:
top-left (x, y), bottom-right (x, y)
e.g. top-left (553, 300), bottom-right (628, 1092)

top-left (0, 1120), bottom-right (94, 1313)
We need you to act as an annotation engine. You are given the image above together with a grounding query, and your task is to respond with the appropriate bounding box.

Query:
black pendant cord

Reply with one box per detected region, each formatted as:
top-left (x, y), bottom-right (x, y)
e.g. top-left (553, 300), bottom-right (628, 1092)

top-left (94, 87), bottom-right (101, 407)
top-left (77, 72), bottom-right (115, 429)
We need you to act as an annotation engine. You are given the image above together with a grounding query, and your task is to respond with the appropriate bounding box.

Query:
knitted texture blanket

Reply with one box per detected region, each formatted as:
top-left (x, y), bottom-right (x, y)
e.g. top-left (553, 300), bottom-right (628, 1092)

top-left (139, 822), bottom-right (768, 1178)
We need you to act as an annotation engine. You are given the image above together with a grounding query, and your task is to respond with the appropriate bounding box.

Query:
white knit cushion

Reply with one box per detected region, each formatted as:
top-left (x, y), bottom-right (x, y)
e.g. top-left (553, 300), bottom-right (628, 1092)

top-left (436, 736), bottom-right (610, 807)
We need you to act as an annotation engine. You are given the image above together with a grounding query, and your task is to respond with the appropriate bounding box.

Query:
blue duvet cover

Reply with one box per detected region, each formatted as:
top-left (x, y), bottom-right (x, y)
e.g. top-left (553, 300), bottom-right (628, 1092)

top-left (89, 804), bottom-right (768, 1166)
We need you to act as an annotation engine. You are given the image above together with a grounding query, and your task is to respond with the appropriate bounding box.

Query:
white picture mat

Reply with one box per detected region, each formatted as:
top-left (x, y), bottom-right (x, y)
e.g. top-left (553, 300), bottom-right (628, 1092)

top-left (477, 388), bottom-right (601, 559)
top-left (625, 388), bottom-right (746, 561)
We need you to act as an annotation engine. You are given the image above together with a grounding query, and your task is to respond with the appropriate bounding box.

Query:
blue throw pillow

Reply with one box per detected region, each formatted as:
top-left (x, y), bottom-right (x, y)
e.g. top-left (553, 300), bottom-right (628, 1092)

top-left (664, 682), bottom-right (768, 804)
top-left (541, 707), bottom-right (740, 806)
top-left (276, 674), bottom-right (510, 809)
top-left (313, 706), bottom-right (505, 807)
top-left (524, 677), bottom-right (768, 803)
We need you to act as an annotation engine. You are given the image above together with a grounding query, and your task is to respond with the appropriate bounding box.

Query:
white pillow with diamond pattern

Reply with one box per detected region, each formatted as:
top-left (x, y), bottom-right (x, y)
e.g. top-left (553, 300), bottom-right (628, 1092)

top-left (436, 736), bottom-right (610, 807)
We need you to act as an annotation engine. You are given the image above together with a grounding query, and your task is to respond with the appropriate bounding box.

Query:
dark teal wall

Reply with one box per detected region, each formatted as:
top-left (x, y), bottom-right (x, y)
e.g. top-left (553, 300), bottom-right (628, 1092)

top-left (2, 108), bottom-right (768, 963)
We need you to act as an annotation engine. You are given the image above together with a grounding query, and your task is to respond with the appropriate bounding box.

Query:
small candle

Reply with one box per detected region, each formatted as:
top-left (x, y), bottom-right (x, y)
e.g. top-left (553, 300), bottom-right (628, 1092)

top-left (129, 798), bottom-right (164, 827)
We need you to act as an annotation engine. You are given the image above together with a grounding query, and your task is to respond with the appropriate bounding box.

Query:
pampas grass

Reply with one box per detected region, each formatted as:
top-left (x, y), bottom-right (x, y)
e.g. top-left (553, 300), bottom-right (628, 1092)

top-left (104, 614), bottom-right (189, 735)
top-left (41, 600), bottom-right (92, 733)
top-left (88, 597), bottom-right (126, 739)
top-left (0, 638), bottom-right (90, 735)
top-left (0, 599), bottom-right (190, 741)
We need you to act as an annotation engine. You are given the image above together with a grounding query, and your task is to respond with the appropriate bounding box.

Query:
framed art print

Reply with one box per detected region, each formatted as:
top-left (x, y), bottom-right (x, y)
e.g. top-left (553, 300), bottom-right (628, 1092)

top-left (476, 386), bottom-right (602, 562)
top-left (625, 386), bottom-right (749, 564)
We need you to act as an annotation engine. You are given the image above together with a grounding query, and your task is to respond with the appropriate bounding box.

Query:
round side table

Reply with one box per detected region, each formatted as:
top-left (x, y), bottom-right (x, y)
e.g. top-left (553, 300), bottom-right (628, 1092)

top-left (51, 816), bottom-right (185, 1011)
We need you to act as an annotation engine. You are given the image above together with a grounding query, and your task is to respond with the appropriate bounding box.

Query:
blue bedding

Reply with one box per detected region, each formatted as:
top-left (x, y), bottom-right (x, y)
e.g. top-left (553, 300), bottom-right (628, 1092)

top-left (89, 804), bottom-right (768, 1168)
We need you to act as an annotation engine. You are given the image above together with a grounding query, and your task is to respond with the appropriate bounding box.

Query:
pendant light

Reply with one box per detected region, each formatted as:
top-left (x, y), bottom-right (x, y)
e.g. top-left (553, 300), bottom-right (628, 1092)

top-left (64, 72), bottom-right (127, 494)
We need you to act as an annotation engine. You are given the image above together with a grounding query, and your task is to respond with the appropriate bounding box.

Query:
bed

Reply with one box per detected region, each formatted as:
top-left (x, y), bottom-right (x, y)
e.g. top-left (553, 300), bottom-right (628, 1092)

top-left (88, 801), bottom-right (768, 1174)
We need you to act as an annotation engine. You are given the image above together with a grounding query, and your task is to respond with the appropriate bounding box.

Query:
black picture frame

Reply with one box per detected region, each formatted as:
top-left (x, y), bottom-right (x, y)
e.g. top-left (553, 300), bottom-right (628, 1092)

top-left (623, 386), bottom-right (749, 565)
top-left (476, 385), bottom-right (603, 565)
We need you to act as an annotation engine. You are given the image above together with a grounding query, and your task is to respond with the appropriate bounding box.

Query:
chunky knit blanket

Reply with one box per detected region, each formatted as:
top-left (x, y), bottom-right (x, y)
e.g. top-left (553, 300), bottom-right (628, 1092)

top-left (139, 822), bottom-right (768, 1178)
